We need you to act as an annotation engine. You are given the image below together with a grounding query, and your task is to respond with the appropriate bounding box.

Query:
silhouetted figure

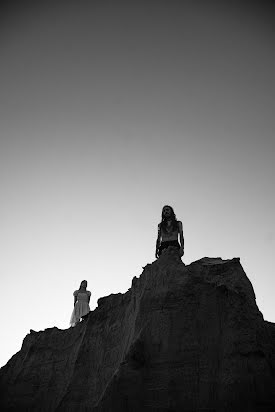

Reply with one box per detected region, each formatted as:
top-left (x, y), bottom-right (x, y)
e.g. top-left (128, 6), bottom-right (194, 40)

top-left (70, 280), bottom-right (91, 327)
top-left (155, 205), bottom-right (184, 258)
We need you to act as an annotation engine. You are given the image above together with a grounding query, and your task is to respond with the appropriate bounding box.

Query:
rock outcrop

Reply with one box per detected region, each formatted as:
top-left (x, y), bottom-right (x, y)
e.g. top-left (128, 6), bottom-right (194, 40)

top-left (1, 250), bottom-right (275, 411)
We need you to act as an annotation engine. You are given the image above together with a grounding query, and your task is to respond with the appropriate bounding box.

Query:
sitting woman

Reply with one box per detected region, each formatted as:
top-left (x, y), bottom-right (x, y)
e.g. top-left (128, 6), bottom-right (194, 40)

top-left (70, 280), bottom-right (91, 327)
top-left (155, 205), bottom-right (184, 258)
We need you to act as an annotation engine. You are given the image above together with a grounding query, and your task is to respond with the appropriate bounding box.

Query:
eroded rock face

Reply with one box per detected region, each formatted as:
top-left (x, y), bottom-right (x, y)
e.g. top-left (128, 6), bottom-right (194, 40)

top-left (1, 251), bottom-right (275, 411)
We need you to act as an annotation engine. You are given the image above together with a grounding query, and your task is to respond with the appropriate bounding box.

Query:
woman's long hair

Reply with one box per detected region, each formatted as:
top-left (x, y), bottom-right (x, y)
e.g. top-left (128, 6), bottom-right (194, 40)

top-left (79, 280), bottom-right (87, 290)
top-left (160, 205), bottom-right (178, 233)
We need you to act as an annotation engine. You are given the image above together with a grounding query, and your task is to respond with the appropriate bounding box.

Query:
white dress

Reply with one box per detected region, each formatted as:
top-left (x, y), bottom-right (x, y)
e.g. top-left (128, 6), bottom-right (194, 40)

top-left (70, 290), bottom-right (91, 327)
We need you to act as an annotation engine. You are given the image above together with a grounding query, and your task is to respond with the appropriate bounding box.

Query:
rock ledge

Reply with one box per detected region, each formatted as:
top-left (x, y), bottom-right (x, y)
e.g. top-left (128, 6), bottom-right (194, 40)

top-left (1, 253), bottom-right (275, 411)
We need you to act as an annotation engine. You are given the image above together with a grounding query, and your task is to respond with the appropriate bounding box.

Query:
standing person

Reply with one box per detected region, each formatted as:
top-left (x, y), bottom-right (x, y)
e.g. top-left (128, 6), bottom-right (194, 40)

top-left (70, 280), bottom-right (91, 327)
top-left (155, 205), bottom-right (184, 258)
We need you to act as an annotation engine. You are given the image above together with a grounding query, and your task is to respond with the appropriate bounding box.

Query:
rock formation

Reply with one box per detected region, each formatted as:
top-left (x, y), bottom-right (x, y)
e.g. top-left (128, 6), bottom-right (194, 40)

top-left (1, 249), bottom-right (275, 411)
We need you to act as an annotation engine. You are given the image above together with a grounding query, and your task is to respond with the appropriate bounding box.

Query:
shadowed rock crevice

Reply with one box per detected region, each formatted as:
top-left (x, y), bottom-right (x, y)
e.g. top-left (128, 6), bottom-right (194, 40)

top-left (1, 252), bottom-right (275, 411)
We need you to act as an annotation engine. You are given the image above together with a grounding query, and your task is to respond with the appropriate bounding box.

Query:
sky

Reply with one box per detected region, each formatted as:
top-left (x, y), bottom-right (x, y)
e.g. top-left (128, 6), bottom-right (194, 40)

top-left (0, 0), bottom-right (274, 368)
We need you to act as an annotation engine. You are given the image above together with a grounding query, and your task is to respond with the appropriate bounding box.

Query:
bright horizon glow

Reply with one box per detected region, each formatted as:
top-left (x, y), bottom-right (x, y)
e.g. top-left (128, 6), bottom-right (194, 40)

top-left (0, 0), bottom-right (274, 368)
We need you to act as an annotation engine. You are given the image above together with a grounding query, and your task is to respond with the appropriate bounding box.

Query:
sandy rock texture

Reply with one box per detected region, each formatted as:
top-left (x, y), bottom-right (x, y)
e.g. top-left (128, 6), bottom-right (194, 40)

top-left (1, 250), bottom-right (275, 411)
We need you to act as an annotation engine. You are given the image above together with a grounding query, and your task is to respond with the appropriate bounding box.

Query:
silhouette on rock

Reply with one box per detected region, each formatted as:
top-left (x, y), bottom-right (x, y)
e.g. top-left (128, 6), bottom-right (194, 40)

top-left (1, 250), bottom-right (275, 411)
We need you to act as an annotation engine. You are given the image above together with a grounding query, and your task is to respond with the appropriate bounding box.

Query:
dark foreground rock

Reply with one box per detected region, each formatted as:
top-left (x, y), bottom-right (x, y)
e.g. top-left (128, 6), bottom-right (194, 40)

top-left (1, 251), bottom-right (275, 411)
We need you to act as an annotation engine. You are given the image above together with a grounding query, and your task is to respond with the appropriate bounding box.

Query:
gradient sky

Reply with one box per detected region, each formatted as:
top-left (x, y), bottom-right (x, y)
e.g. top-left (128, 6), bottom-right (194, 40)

top-left (0, 0), bottom-right (274, 367)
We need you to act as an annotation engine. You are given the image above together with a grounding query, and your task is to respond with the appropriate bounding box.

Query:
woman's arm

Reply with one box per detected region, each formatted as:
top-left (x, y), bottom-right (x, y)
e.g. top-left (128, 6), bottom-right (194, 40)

top-left (155, 224), bottom-right (161, 258)
top-left (178, 221), bottom-right (184, 256)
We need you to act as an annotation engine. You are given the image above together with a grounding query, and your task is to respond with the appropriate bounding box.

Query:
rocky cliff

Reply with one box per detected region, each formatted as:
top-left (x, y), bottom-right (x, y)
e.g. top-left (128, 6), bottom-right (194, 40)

top-left (1, 250), bottom-right (275, 411)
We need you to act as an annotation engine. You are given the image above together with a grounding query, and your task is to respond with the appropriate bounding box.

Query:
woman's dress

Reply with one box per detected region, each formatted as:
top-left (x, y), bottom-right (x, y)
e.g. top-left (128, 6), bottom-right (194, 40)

top-left (70, 290), bottom-right (91, 327)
